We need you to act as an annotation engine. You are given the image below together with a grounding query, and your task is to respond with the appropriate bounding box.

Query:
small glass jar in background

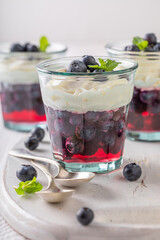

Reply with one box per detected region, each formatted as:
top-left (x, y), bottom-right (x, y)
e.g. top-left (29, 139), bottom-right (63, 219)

top-left (106, 41), bottom-right (160, 141)
top-left (36, 56), bottom-right (137, 173)
top-left (0, 42), bottom-right (67, 131)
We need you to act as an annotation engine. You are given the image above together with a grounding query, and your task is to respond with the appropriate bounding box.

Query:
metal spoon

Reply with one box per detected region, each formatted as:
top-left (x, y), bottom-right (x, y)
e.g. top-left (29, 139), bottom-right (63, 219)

top-left (29, 160), bottom-right (74, 203)
top-left (9, 148), bottom-right (95, 187)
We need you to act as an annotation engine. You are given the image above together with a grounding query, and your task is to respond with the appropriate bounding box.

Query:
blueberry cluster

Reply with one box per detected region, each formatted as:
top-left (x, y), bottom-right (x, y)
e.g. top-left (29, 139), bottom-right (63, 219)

top-left (125, 33), bottom-right (160, 52)
top-left (128, 87), bottom-right (160, 131)
top-left (10, 42), bottom-right (39, 52)
top-left (24, 127), bottom-right (45, 150)
top-left (67, 55), bottom-right (101, 73)
top-left (1, 83), bottom-right (45, 116)
top-left (45, 106), bottom-right (126, 159)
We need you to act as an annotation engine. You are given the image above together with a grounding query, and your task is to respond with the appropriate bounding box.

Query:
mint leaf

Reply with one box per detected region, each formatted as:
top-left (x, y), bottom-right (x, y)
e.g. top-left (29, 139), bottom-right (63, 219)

top-left (132, 37), bottom-right (148, 50)
top-left (14, 177), bottom-right (43, 195)
top-left (39, 36), bottom-right (50, 52)
top-left (88, 58), bottom-right (121, 72)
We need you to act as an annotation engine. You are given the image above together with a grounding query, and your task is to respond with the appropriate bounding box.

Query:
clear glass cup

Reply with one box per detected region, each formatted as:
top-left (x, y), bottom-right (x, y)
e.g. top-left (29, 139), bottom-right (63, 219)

top-left (106, 41), bottom-right (160, 141)
top-left (36, 56), bottom-right (137, 173)
top-left (0, 42), bottom-right (67, 131)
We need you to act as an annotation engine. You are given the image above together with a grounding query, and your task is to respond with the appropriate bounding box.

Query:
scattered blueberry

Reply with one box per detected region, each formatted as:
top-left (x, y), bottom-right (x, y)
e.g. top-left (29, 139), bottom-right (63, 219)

top-left (67, 60), bottom-right (87, 73)
top-left (65, 137), bottom-right (84, 154)
top-left (124, 45), bottom-right (140, 52)
top-left (144, 33), bottom-right (157, 45)
top-left (24, 136), bottom-right (39, 150)
top-left (10, 43), bottom-right (24, 52)
top-left (16, 165), bottom-right (37, 182)
top-left (76, 207), bottom-right (94, 226)
top-left (31, 127), bottom-right (45, 142)
top-left (123, 163), bottom-right (142, 181)
top-left (82, 55), bottom-right (97, 72)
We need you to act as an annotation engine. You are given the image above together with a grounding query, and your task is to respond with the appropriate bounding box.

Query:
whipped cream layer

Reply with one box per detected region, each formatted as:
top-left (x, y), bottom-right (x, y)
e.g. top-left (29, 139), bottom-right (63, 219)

top-left (42, 76), bottom-right (133, 113)
top-left (131, 57), bottom-right (160, 89)
top-left (0, 57), bottom-right (40, 84)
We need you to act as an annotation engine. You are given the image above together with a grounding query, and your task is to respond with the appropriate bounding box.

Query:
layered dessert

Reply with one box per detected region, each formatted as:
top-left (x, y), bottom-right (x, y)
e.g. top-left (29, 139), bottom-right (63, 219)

top-left (106, 33), bottom-right (160, 141)
top-left (0, 37), bottom-right (67, 131)
top-left (37, 56), bottom-right (137, 172)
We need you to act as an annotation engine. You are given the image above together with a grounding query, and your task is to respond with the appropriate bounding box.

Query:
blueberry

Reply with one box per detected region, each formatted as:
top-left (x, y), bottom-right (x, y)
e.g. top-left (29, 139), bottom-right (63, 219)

top-left (85, 111), bottom-right (99, 123)
top-left (55, 110), bottom-right (69, 120)
top-left (69, 114), bottom-right (83, 125)
top-left (99, 111), bottom-right (113, 122)
top-left (16, 165), bottom-right (37, 182)
top-left (103, 132), bottom-right (115, 147)
top-left (65, 137), bottom-right (84, 154)
top-left (140, 91), bottom-right (156, 104)
top-left (10, 43), bottom-right (24, 52)
top-left (26, 44), bottom-right (39, 52)
top-left (82, 140), bottom-right (98, 156)
top-left (151, 99), bottom-right (160, 114)
top-left (76, 207), bottom-right (94, 226)
top-left (75, 123), bottom-right (96, 141)
top-left (144, 46), bottom-right (158, 52)
top-left (82, 55), bottom-right (97, 72)
top-left (99, 120), bottom-right (114, 133)
top-left (67, 60), bottom-right (87, 73)
top-left (31, 127), bottom-right (45, 142)
top-left (24, 136), bottom-right (39, 150)
top-left (115, 119), bottom-right (125, 137)
top-left (23, 43), bottom-right (30, 51)
top-left (124, 45), bottom-right (140, 52)
top-left (54, 118), bottom-right (75, 137)
top-left (144, 33), bottom-right (157, 45)
top-left (123, 163), bottom-right (142, 181)
top-left (153, 42), bottom-right (160, 51)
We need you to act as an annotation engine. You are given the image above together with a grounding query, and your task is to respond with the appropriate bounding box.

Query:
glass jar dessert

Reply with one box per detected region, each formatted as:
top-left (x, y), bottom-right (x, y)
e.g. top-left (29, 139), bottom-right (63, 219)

top-left (106, 33), bottom-right (160, 141)
top-left (36, 56), bottom-right (137, 173)
top-left (0, 40), bottom-right (67, 131)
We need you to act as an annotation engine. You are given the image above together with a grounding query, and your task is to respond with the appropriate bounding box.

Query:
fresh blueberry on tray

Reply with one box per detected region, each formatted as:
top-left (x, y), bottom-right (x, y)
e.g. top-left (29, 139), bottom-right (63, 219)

top-left (31, 127), bottom-right (45, 142)
top-left (123, 163), bottom-right (142, 181)
top-left (16, 165), bottom-right (37, 182)
top-left (24, 136), bottom-right (39, 150)
top-left (76, 207), bottom-right (94, 226)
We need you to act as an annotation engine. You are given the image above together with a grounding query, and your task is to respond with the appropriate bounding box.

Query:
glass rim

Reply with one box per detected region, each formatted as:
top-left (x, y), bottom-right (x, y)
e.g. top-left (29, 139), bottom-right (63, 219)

top-left (105, 41), bottom-right (160, 57)
top-left (36, 56), bottom-right (138, 76)
top-left (0, 42), bottom-right (68, 55)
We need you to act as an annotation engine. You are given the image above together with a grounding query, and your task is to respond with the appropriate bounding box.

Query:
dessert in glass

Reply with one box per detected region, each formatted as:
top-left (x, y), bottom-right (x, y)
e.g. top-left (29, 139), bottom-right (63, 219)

top-left (0, 38), bottom-right (67, 131)
top-left (106, 33), bottom-right (160, 141)
top-left (36, 56), bottom-right (137, 173)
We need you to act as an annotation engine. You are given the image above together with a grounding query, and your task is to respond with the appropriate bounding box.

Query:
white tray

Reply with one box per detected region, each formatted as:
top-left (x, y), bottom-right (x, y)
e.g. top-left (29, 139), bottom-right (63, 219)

top-left (1, 136), bottom-right (160, 240)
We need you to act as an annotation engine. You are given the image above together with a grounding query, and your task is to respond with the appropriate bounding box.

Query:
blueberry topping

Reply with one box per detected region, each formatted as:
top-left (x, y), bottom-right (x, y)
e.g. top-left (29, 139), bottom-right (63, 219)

top-left (67, 60), bottom-right (87, 73)
top-left (24, 136), bottom-right (39, 150)
top-left (10, 43), bottom-right (24, 52)
top-left (82, 55), bottom-right (97, 72)
top-left (123, 163), bottom-right (142, 181)
top-left (26, 44), bottom-right (39, 52)
top-left (124, 45), bottom-right (140, 52)
top-left (31, 127), bottom-right (45, 142)
top-left (144, 33), bottom-right (157, 45)
top-left (16, 165), bottom-right (37, 182)
top-left (76, 207), bottom-right (94, 226)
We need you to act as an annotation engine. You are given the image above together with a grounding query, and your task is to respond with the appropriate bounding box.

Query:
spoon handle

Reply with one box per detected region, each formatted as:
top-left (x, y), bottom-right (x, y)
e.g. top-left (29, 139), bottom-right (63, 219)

top-left (9, 149), bottom-right (61, 172)
top-left (30, 160), bottom-right (58, 190)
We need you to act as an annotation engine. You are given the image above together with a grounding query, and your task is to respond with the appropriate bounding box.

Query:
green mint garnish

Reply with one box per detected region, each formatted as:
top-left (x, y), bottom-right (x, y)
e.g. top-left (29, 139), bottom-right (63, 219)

top-left (88, 58), bottom-right (121, 72)
top-left (132, 36), bottom-right (148, 50)
top-left (39, 36), bottom-right (50, 52)
top-left (14, 177), bottom-right (43, 195)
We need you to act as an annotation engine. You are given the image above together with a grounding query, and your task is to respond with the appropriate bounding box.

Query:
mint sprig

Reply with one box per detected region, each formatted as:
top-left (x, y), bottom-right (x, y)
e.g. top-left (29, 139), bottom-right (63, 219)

top-left (39, 36), bottom-right (50, 52)
top-left (132, 37), bottom-right (148, 50)
top-left (14, 177), bottom-right (43, 195)
top-left (88, 58), bottom-right (121, 72)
